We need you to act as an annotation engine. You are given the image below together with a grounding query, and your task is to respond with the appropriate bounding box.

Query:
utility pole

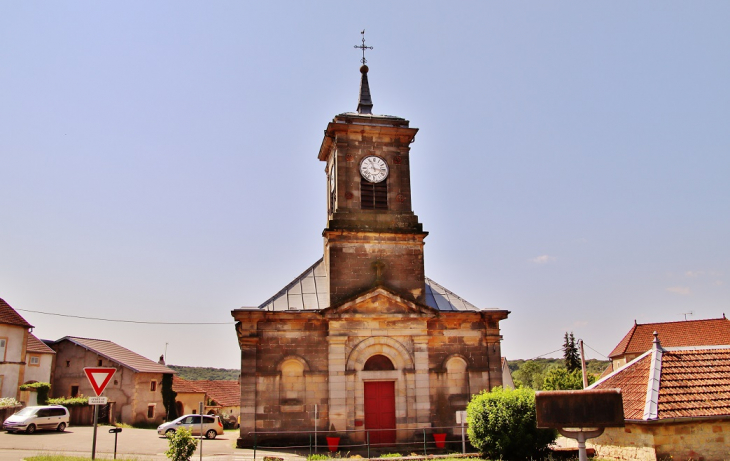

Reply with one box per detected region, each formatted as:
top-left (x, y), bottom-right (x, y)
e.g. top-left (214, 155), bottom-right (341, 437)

top-left (579, 339), bottom-right (588, 389)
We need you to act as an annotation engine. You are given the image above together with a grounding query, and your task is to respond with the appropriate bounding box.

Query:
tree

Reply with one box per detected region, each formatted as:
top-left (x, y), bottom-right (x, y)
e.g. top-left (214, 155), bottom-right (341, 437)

top-left (467, 387), bottom-right (556, 460)
top-left (542, 367), bottom-right (596, 390)
top-left (563, 332), bottom-right (581, 372)
top-left (161, 373), bottom-right (178, 421)
top-left (512, 360), bottom-right (546, 389)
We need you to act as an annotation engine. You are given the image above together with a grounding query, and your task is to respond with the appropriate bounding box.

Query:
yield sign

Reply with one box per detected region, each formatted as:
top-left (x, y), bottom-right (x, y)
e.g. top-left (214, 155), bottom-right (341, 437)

top-left (83, 367), bottom-right (116, 396)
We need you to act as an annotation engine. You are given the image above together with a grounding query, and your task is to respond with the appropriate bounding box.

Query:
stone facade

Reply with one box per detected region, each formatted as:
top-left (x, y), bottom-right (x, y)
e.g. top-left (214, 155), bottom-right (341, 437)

top-left (50, 338), bottom-right (173, 425)
top-left (234, 288), bottom-right (506, 446)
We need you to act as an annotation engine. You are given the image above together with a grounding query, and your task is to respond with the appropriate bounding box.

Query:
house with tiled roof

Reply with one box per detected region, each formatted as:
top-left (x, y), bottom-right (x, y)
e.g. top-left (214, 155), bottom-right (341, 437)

top-left (603, 316), bottom-right (730, 377)
top-left (49, 336), bottom-right (176, 425)
top-left (23, 333), bottom-right (55, 385)
top-left (584, 332), bottom-right (730, 461)
top-left (0, 298), bottom-right (33, 400)
top-left (173, 377), bottom-right (240, 426)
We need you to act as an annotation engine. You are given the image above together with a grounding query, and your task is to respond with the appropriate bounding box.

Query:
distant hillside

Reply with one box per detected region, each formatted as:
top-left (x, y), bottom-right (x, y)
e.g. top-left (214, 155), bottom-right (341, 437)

top-left (507, 358), bottom-right (610, 377)
top-left (168, 365), bottom-right (239, 381)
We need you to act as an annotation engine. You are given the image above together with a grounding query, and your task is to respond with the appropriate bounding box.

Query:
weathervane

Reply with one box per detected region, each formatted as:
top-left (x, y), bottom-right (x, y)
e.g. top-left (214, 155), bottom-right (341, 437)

top-left (354, 30), bottom-right (373, 65)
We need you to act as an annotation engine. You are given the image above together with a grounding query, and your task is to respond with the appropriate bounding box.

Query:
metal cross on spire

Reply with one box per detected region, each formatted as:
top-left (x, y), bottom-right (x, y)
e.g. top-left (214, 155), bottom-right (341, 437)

top-left (354, 30), bottom-right (373, 64)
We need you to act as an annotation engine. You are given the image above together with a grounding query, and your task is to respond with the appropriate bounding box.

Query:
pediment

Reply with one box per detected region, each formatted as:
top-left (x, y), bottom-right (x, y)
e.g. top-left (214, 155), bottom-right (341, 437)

top-left (324, 286), bottom-right (437, 318)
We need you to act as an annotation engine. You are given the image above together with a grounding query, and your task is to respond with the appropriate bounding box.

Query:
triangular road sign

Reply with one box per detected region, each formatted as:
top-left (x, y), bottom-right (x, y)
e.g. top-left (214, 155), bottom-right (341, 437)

top-left (83, 367), bottom-right (117, 396)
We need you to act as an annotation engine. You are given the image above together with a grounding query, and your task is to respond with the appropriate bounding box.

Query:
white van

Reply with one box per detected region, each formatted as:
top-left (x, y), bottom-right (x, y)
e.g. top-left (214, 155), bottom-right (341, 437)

top-left (2, 405), bottom-right (70, 433)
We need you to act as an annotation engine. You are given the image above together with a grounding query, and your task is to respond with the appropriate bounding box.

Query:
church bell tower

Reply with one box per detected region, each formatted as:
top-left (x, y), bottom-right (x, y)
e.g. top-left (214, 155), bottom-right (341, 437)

top-left (318, 42), bottom-right (427, 307)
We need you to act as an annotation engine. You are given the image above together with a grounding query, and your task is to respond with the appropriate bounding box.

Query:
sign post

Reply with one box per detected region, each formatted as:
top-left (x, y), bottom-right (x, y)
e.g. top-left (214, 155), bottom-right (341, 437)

top-left (199, 402), bottom-right (204, 461)
top-left (456, 411), bottom-right (467, 454)
top-left (84, 367), bottom-right (117, 460)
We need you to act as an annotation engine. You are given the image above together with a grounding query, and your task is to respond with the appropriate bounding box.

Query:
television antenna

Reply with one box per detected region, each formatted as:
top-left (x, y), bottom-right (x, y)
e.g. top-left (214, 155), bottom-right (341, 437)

top-left (681, 311), bottom-right (694, 321)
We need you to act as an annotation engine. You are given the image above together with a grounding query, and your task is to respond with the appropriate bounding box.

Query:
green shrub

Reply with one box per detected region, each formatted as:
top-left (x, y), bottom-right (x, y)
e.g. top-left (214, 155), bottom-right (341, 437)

top-left (48, 396), bottom-right (89, 407)
top-left (20, 382), bottom-right (51, 404)
top-left (467, 387), bottom-right (556, 460)
top-left (0, 397), bottom-right (22, 409)
top-left (306, 455), bottom-right (331, 461)
top-left (161, 373), bottom-right (177, 421)
top-left (165, 427), bottom-right (198, 461)
top-left (379, 454), bottom-right (402, 458)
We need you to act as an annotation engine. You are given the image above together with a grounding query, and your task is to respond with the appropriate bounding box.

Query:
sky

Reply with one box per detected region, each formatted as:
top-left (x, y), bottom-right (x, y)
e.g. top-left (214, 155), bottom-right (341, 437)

top-left (1, 2), bottom-right (729, 369)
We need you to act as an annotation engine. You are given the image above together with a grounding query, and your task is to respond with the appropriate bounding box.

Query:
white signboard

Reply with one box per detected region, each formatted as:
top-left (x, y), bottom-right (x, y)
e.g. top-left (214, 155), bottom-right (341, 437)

top-left (456, 410), bottom-right (467, 424)
top-left (89, 396), bottom-right (108, 405)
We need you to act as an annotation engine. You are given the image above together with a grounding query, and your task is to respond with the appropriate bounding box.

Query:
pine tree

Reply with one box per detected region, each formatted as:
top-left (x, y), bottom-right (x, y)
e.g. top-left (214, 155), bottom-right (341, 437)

top-left (563, 332), bottom-right (581, 372)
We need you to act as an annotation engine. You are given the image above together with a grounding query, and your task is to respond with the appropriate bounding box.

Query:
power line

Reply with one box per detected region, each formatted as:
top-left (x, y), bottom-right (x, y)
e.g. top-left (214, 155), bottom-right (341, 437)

top-left (581, 341), bottom-right (609, 359)
top-left (16, 308), bottom-right (233, 325)
top-left (527, 348), bottom-right (563, 360)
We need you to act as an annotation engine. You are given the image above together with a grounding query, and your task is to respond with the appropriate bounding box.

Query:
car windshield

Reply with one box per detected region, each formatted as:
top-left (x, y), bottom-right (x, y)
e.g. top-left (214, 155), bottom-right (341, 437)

top-left (15, 407), bottom-right (38, 417)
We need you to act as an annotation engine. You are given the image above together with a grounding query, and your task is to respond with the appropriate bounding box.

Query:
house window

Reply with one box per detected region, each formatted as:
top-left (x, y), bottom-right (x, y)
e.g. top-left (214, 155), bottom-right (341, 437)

top-left (66, 360), bottom-right (70, 367)
top-left (147, 404), bottom-right (155, 419)
top-left (71, 386), bottom-right (79, 397)
top-left (360, 177), bottom-right (388, 210)
top-left (98, 359), bottom-right (102, 366)
top-left (29, 355), bottom-right (41, 366)
top-left (150, 380), bottom-right (157, 392)
top-left (0, 338), bottom-right (7, 362)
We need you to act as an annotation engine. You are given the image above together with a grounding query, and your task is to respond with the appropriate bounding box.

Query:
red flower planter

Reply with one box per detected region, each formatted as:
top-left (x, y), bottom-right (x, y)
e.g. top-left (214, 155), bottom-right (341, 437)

top-left (326, 436), bottom-right (340, 452)
top-left (433, 433), bottom-right (447, 448)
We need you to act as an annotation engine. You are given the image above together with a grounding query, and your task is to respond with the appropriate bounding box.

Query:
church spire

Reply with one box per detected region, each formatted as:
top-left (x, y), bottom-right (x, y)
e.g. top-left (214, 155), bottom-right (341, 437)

top-left (354, 30), bottom-right (374, 115)
top-left (357, 65), bottom-right (373, 115)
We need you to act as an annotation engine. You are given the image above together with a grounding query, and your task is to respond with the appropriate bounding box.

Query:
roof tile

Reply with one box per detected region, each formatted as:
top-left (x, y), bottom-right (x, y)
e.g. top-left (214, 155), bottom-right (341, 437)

top-left (0, 298), bottom-right (33, 328)
top-left (608, 318), bottom-right (730, 358)
top-left (55, 337), bottom-right (176, 374)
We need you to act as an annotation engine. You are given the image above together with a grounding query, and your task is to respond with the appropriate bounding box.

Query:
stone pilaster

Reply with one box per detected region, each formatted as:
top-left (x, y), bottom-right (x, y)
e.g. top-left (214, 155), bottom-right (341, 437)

top-left (237, 337), bottom-right (258, 447)
top-left (327, 336), bottom-right (348, 433)
top-left (413, 336), bottom-right (431, 424)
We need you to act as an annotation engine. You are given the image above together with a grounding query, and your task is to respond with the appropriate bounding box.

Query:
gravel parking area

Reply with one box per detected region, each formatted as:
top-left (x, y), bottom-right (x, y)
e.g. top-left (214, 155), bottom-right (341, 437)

top-left (0, 425), bottom-right (249, 460)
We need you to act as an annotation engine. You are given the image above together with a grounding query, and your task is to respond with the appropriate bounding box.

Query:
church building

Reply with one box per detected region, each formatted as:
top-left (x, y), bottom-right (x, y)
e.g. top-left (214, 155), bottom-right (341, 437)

top-left (232, 52), bottom-right (509, 448)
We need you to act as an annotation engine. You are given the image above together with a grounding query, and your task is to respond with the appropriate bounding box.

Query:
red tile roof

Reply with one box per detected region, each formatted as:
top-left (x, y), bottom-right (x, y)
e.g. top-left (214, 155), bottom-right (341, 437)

top-left (608, 317), bottom-right (730, 358)
top-left (592, 345), bottom-right (730, 420)
top-left (659, 348), bottom-right (730, 418)
top-left (54, 337), bottom-right (176, 374)
top-left (592, 353), bottom-right (653, 419)
top-left (172, 377), bottom-right (239, 407)
top-left (195, 380), bottom-right (240, 408)
top-left (26, 333), bottom-right (55, 354)
top-left (0, 298), bottom-right (33, 328)
top-left (172, 376), bottom-right (205, 393)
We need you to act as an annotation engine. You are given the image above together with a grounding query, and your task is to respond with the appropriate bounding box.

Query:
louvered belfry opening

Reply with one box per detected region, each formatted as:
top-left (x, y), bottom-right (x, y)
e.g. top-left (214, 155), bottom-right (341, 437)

top-left (361, 177), bottom-right (388, 210)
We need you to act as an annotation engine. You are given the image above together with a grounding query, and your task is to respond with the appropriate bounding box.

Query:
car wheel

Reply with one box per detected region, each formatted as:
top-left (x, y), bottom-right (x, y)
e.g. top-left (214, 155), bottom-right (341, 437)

top-left (205, 429), bottom-right (217, 439)
top-left (165, 429), bottom-right (176, 435)
top-left (26, 424), bottom-right (36, 434)
top-left (57, 422), bottom-right (67, 432)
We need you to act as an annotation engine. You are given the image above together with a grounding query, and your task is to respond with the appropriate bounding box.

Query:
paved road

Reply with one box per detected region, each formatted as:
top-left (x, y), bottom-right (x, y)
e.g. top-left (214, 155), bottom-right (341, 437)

top-left (0, 426), bottom-right (301, 461)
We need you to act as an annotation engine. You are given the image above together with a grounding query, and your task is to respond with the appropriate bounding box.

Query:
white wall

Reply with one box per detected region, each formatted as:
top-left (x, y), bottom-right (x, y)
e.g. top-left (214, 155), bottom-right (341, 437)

top-left (24, 353), bottom-right (53, 383)
top-left (0, 324), bottom-right (27, 398)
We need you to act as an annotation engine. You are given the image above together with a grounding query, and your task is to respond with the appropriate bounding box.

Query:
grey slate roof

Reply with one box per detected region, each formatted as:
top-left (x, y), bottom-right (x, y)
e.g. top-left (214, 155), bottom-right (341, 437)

top-left (257, 258), bottom-right (483, 312)
top-left (55, 336), bottom-right (176, 374)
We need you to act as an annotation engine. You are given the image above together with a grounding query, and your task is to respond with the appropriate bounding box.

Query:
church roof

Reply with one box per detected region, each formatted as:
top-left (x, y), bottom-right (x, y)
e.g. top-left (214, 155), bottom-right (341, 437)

top-left (257, 258), bottom-right (485, 312)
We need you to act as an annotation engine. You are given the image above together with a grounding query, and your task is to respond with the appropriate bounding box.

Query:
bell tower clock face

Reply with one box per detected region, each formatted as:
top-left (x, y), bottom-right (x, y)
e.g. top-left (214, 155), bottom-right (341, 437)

top-left (359, 156), bottom-right (389, 183)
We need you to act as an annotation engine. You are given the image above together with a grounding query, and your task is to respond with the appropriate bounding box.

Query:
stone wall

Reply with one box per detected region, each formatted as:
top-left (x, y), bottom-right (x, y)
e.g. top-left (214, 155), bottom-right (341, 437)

top-left (576, 419), bottom-right (730, 461)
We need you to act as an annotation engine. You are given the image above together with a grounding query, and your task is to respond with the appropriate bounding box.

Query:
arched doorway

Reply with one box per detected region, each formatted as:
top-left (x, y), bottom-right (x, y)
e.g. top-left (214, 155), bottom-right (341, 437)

top-left (363, 355), bottom-right (396, 445)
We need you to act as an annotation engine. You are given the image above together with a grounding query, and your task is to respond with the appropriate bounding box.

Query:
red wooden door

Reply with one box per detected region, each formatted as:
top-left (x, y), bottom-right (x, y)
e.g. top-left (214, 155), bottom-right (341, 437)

top-left (364, 381), bottom-right (396, 445)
